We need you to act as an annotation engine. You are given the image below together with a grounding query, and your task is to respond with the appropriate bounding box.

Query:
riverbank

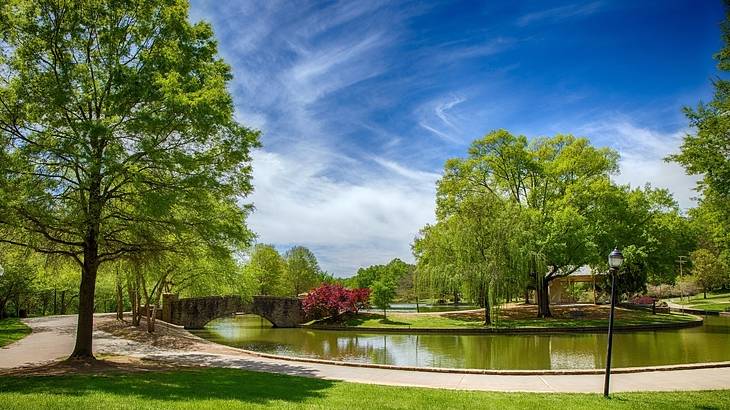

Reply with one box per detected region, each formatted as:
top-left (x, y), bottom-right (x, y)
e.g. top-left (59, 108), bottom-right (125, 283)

top-left (307, 304), bottom-right (700, 333)
top-left (1, 367), bottom-right (729, 410)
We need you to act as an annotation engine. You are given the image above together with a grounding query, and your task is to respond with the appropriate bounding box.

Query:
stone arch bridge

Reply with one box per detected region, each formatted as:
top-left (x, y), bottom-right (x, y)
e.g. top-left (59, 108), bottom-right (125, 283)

top-left (161, 294), bottom-right (305, 329)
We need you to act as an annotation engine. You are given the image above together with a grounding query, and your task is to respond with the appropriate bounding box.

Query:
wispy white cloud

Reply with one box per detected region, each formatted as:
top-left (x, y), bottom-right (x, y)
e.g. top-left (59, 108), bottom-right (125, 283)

top-left (190, 1), bottom-right (444, 274)
top-left (417, 95), bottom-right (468, 143)
top-left (434, 96), bottom-right (466, 129)
top-left (578, 119), bottom-right (699, 210)
top-left (189, 0), bottom-right (704, 277)
top-left (285, 32), bottom-right (390, 105)
top-left (517, 1), bottom-right (605, 27)
top-left (248, 148), bottom-right (437, 275)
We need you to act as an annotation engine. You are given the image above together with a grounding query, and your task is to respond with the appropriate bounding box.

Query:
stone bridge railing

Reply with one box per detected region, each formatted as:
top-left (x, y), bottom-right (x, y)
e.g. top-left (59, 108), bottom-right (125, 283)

top-left (161, 294), bottom-right (305, 329)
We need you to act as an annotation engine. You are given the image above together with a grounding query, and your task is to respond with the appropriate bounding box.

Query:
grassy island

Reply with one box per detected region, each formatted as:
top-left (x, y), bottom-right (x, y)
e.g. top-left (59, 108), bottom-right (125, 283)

top-left (308, 305), bottom-right (698, 330)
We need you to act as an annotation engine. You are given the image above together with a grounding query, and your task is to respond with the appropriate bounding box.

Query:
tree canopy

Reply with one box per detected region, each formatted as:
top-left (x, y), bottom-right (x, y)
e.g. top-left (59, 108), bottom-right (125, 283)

top-left (0, 0), bottom-right (259, 358)
top-left (669, 4), bottom-right (730, 293)
top-left (415, 130), bottom-right (693, 318)
top-left (284, 246), bottom-right (322, 296)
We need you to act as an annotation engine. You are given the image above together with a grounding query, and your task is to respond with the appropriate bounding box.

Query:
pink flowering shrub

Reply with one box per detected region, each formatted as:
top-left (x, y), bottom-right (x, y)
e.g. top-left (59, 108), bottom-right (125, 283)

top-left (631, 295), bottom-right (656, 305)
top-left (302, 284), bottom-right (371, 320)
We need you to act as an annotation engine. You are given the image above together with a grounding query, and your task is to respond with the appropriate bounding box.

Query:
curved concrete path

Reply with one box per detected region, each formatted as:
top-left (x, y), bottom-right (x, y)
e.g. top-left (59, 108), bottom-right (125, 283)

top-left (1, 315), bottom-right (729, 393)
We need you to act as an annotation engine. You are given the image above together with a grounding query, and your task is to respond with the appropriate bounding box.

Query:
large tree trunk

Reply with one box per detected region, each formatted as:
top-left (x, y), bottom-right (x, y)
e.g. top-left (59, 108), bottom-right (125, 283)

top-left (69, 178), bottom-right (102, 360)
top-left (536, 277), bottom-right (552, 318)
top-left (484, 284), bottom-right (491, 325)
top-left (69, 245), bottom-right (99, 360)
top-left (142, 279), bottom-right (156, 333)
top-left (116, 272), bottom-right (124, 321)
top-left (60, 290), bottom-right (66, 314)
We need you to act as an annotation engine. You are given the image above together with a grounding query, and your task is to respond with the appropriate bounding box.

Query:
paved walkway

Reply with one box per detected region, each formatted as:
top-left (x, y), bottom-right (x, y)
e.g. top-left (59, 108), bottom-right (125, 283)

top-left (1, 315), bottom-right (729, 393)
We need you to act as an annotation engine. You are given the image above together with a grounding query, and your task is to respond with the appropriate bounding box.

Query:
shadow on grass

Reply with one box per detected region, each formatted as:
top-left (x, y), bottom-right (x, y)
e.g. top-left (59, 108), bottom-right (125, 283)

top-left (342, 313), bottom-right (411, 326)
top-left (377, 318), bottom-right (410, 326)
top-left (342, 313), bottom-right (380, 327)
top-left (0, 367), bottom-right (335, 405)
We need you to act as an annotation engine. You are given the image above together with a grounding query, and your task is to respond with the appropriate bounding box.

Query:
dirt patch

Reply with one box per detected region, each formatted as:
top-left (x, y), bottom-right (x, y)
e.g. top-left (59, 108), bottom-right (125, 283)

top-left (96, 318), bottom-right (204, 350)
top-left (95, 316), bottom-right (241, 356)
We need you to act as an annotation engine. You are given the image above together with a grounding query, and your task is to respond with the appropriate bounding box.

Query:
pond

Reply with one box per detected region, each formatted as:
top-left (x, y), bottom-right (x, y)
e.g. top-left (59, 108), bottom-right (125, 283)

top-left (190, 314), bottom-right (730, 370)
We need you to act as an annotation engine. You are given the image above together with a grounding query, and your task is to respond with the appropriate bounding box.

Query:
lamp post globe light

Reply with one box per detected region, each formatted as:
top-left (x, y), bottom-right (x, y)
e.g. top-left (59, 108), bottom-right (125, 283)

top-left (604, 247), bottom-right (624, 397)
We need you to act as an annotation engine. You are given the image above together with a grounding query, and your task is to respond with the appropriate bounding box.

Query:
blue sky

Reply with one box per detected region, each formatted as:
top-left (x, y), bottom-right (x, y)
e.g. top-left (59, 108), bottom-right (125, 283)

top-left (190, 0), bottom-right (724, 276)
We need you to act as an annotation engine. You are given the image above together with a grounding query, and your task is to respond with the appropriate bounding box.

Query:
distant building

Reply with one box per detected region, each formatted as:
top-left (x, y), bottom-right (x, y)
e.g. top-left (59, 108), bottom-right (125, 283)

top-left (548, 265), bottom-right (605, 304)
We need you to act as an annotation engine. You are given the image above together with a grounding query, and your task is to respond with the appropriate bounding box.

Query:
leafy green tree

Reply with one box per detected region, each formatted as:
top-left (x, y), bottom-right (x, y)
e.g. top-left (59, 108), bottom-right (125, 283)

top-left (670, 5), bottom-right (730, 291)
top-left (284, 246), bottom-right (321, 296)
top-left (668, 4), bottom-right (730, 197)
top-left (350, 258), bottom-right (414, 299)
top-left (0, 246), bottom-right (41, 318)
top-left (584, 182), bottom-right (696, 287)
top-left (370, 278), bottom-right (397, 319)
top-left (244, 244), bottom-right (286, 296)
top-left (0, 0), bottom-right (258, 359)
top-left (430, 131), bottom-right (618, 317)
top-left (419, 130), bottom-right (691, 317)
top-left (351, 265), bottom-right (383, 289)
top-left (414, 190), bottom-right (525, 324)
top-left (691, 248), bottom-right (728, 298)
top-left (690, 193), bottom-right (730, 285)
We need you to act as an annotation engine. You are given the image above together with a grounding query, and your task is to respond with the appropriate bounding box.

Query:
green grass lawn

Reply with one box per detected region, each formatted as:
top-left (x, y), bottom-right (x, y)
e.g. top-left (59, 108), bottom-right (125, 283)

top-left (0, 368), bottom-right (727, 409)
top-left (0, 318), bottom-right (31, 347)
top-left (673, 292), bottom-right (730, 312)
top-left (325, 308), bottom-right (697, 330)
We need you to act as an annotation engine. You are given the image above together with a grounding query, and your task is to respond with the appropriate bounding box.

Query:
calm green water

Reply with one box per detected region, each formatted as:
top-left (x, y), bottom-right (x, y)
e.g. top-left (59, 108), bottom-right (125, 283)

top-left (191, 314), bottom-right (730, 370)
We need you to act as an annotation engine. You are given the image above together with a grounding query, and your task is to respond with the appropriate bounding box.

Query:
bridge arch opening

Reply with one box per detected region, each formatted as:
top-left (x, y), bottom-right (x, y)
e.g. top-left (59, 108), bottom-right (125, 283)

top-left (162, 294), bottom-right (305, 329)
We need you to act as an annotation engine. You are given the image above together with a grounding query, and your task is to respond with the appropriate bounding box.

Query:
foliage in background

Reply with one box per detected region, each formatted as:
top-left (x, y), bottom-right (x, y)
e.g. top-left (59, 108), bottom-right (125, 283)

top-left (370, 278), bottom-right (397, 319)
top-left (691, 248), bottom-right (729, 297)
top-left (243, 244), bottom-right (286, 296)
top-left (0, 246), bottom-right (41, 318)
top-left (349, 258), bottom-right (414, 299)
top-left (284, 246), bottom-right (322, 296)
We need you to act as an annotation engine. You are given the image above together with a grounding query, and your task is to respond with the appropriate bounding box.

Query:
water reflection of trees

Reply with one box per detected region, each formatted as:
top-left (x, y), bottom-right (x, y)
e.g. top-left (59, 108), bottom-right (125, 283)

top-left (195, 315), bottom-right (730, 370)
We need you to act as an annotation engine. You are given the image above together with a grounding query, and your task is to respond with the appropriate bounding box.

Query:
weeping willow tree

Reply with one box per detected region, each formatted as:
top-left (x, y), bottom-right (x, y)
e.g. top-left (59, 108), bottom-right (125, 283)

top-left (413, 185), bottom-right (529, 325)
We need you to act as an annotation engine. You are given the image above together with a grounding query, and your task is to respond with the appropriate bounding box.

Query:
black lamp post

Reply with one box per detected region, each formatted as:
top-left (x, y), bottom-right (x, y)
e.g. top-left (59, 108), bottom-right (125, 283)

top-left (604, 247), bottom-right (624, 397)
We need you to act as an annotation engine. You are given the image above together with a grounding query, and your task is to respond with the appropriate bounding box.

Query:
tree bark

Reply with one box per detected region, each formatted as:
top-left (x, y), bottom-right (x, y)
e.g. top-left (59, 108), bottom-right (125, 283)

top-left (69, 174), bottom-right (102, 360)
top-left (115, 264), bottom-right (124, 321)
top-left (60, 290), bottom-right (66, 314)
top-left (126, 274), bottom-right (140, 326)
top-left (484, 284), bottom-right (491, 325)
top-left (68, 245), bottom-right (99, 359)
top-left (536, 277), bottom-right (552, 318)
top-left (116, 271), bottom-right (124, 321)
